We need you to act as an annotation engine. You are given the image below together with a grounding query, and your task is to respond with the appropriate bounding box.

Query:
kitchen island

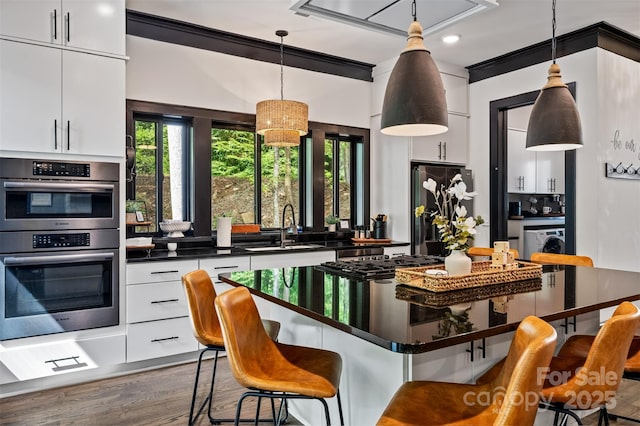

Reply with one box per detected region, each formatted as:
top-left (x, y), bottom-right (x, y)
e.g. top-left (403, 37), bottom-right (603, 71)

top-left (220, 264), bottom-right (640, 425)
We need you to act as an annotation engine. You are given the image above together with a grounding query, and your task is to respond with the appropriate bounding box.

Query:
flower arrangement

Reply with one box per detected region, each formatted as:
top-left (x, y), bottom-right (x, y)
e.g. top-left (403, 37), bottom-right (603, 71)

top-left (415, 174), bottom-right (484, 252)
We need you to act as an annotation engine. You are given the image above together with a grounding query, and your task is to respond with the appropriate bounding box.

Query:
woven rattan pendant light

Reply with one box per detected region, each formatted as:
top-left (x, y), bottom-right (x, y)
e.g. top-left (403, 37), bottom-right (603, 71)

top-left (380, 0), bottom-right (448, 137)
top-left (256, 30), bottom-right (308, 147)
top-left (526, 0), bottom-right (582, 151)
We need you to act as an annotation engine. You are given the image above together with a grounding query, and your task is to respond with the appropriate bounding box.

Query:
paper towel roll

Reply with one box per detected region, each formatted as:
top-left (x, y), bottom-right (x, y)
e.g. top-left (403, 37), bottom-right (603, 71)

top-left (217, 217), bottom-right (232, 248)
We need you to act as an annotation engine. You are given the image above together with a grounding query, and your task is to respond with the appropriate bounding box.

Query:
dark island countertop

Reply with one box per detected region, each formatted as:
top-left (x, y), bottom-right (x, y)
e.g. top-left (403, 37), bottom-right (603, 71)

top-left (219, 265), bottom-right (640, 354)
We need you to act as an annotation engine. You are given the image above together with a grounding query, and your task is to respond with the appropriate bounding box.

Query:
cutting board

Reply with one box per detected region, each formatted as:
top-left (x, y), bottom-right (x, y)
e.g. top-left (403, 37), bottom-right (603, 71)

top-left (352, 238), bottom-right (392, 243)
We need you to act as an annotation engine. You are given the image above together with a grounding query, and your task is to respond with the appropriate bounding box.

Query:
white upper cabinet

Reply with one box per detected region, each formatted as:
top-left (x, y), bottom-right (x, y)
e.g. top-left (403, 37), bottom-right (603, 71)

top-left (507, 128), bottom-right (536, 193)
top-left (535, 150), bottom-right (565, 194)
top-left (441, 73), bottom-right (468, 115)
top-left (0, 40), bottom-right (125, 157)
top-left (507, 128), bottom-right (565, 194)
top-left (411, 114), bottom-right (468, 164)
top-left (0, 0), bottom-right (125, 56)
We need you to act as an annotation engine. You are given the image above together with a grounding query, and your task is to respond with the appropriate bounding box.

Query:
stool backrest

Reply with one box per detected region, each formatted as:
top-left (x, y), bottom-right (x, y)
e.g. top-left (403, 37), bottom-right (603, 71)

top-left (214, 286), bottom-right (281, 389)
top-left (468, 246), bottom-right (519, 258)
top-left (492, 316), bottom-right (557, 425)
top-left (530, 252), bottom-right (594, 267)
top-left (565, 302), bottom-right (640, 407)
top-left (182, 269), bottom-right (224, 347)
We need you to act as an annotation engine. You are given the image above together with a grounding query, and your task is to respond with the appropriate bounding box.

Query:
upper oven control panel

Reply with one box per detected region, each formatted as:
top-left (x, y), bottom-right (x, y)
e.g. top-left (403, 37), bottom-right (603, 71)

top-left (33, 233), bottom-right (91, 249)
top-left (33, 161), bottom-right (91, 177)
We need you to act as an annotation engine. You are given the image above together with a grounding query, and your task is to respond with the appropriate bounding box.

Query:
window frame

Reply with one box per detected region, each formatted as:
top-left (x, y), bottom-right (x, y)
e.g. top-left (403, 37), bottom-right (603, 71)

top-left (126, 100), bottom-right (369, 235)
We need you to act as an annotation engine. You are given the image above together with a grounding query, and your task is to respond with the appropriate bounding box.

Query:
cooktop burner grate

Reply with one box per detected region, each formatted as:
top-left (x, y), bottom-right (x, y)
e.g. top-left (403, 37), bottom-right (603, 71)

top-left (315, 255), bottom-right (444, 280)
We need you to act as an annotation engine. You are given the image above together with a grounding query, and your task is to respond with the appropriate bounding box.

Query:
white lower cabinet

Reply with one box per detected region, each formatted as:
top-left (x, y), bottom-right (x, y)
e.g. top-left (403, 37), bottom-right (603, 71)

top-left (0, 333), bottom-right (125, 384)
top-left (249, 250), bottom-right (335, 270)
top-left (125, 260), bottom-right (199, 363)
top-left (199, 256), bottom-right (251, 283)
top-left (126, 317), bottom-right (198, 363)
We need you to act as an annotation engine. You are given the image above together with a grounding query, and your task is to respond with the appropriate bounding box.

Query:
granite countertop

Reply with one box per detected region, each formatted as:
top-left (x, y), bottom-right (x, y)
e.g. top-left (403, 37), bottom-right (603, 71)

top-left (219, 264), bottom-right (640, 354)
top-left (126, 239), bottom-right (409, 262)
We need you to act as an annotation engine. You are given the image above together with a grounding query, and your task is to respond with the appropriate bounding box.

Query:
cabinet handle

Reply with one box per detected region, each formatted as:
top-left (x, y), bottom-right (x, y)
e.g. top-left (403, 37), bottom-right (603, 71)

top-left (66, 120), bottom-right (70, 150)
top-left (438, 142), bottom-right (442, 160)
top-left (52, 9), bottom-right (57, 41)
top-left (54, 119), bottom-right (58, 150)
top-left (65, 12), bottom-right (70, 43)
top-left (150, 270), bottom-right (180, 274)
top-left (150, 299), bottom-right (179, 304)
top-left (151, 336), bottom-right (179, 343)
top-left (214, 265), bottom-right (239, 270)
top-left (552, 178), bottom-right (556, 192)
top-left (443, 142), bottom-right (447, 160)
top-left (44, 355), bottom-right (88, 372)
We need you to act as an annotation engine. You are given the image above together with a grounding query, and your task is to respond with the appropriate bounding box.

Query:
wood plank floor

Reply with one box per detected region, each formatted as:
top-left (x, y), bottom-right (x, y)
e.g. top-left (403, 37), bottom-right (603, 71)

top-left (2, 355), bottom-right (640, 425)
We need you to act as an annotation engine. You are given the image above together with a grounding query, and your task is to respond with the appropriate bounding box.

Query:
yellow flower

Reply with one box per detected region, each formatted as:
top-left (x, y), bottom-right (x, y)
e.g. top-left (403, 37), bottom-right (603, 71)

top-left (415, 205), bottom-right (425, 218)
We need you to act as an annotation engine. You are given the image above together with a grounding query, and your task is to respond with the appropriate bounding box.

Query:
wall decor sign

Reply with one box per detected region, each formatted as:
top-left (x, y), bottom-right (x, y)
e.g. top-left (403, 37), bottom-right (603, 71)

top-left (606, 130), bottom-right (639, 180)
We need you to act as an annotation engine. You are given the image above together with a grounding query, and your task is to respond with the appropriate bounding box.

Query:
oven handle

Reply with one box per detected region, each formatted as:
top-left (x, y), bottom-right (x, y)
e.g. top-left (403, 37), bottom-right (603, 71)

top-left (3, 252), bottom-right (114, 266)
top-left (3, 182), bottom-right (114, 191)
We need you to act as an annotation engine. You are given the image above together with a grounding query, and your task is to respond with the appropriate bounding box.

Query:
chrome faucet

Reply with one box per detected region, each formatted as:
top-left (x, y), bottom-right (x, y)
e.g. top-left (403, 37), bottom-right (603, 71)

top-left (280, 203), bottom-right (297, 248)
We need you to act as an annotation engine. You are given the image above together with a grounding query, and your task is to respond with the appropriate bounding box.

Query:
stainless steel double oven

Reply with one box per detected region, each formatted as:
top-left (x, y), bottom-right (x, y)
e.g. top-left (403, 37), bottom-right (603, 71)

top-left (0, 158), bottom-right (120, 340)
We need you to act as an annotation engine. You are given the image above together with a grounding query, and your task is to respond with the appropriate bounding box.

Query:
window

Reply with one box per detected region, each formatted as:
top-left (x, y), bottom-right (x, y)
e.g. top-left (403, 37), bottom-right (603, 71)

top-left (261, 145), bottom-right (299, 228)
top-left (324, 135), bottom-right (365, 229)
top-left (126, 100), bottom-right (369, 236)
top-left (129, 115), bottom-right (191, 232)
top-left (211, 128), bottom-right (256, 227)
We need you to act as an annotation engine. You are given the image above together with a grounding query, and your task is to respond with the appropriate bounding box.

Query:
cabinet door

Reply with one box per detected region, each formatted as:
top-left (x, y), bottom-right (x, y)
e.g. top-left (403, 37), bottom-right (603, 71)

top-left (62, 0), bottom-right (125, 55)
top-left (411, 114), bottom-right (468, 164)
top-left (507, 128), bottom-right (536, 193)
top-left (536, 150), bottom-right (565, 194)
top-left (62, 50), bottom-right (124, 157)
top-left (441, 73), bottom-right (468, 115)
top-left (199, 256), bottom-right (251, 283)
top-left (0, 0), bottom-right (125, 55)
top-left (0, 40), bottom-right (62, 154)
top-left (0, 0), bottom-right (60, 44)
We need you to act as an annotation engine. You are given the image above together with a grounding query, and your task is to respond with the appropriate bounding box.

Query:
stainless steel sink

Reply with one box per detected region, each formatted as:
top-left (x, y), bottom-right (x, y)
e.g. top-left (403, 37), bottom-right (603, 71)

top-left (244, 244), bottom-right (322, 252)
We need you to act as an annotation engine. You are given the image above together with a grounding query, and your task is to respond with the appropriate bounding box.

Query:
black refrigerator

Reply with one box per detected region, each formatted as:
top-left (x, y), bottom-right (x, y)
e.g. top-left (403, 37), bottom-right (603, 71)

top-left (411, 163), bottom-right (474, 256)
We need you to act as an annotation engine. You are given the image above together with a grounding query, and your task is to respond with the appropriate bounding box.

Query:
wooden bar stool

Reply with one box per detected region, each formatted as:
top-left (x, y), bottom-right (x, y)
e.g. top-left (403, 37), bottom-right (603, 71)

top-left (377, 316), bottom-right (557, 426)
top-left (182, 270), bottom-right (280, 425)
top-left (214, 286), bottom-right (344, 426)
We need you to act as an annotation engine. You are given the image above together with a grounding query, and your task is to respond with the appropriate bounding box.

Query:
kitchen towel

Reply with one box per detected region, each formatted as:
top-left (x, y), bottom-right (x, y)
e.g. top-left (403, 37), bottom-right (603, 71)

top-left (217, 217), bottom-right (232, 247)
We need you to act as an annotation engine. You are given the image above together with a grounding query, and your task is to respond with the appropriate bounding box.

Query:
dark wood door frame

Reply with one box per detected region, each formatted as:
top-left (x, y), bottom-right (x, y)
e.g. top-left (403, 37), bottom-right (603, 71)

top-left (489, 83), bottom-right (576, 255)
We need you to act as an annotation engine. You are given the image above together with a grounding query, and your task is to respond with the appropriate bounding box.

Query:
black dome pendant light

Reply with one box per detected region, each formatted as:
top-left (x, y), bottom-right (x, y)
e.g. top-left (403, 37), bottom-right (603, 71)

top-left (526, 0), bottom-right (583, 151)
top-left (380, 0), bottom-right (448, 137)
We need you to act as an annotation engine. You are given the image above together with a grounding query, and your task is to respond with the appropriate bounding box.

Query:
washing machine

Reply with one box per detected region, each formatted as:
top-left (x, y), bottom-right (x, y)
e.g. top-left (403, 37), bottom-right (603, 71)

top-left (523, 227), bottom-right (565, 260)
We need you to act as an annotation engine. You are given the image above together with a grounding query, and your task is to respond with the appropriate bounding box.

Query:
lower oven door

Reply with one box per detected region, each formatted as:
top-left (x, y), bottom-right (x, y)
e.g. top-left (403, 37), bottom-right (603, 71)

top-left (1, 249), bottom-right (119, 340)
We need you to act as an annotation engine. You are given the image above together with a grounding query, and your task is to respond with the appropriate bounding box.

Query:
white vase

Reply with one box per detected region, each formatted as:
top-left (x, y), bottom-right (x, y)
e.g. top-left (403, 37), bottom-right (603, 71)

top-left (328, 224), bottom-right (336, 232)
top-left (445, 250), bottom-right (472, 276)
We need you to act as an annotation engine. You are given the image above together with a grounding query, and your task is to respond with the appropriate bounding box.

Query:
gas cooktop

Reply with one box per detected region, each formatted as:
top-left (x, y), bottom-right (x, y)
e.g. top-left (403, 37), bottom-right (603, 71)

top-left (315, 255), bottom-right (444, 280)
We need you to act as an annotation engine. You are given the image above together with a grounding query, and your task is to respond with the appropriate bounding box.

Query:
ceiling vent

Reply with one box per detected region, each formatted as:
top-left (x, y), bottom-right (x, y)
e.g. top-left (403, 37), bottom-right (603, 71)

top-left (290, 0), bottom-right (499, 37)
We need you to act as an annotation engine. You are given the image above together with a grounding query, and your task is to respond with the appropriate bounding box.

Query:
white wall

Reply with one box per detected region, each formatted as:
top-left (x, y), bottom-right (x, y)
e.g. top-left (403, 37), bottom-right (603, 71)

top-left (126, 36), bottom-right (371, 128)
top-left (469, 48), bottom-right (640, 272)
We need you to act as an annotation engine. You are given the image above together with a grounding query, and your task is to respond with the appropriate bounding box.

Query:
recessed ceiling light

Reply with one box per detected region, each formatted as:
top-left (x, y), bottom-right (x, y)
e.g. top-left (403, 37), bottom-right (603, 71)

top-left (441, 34), bottom-right (460, 44)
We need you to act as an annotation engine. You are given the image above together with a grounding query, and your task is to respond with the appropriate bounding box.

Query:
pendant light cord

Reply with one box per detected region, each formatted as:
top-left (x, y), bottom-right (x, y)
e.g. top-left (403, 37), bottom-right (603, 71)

top-left (412, 0), bottom-right (417, 21)
top-left (551, 0), bottom-right (557, 64)
top-left (279, 33), bottom-right (284, 101)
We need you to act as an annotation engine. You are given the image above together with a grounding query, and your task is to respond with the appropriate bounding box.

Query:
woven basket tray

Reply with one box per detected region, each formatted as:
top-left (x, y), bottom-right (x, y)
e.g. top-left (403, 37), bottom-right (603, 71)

top-left (395, 261), bottom-right (542, 292)
top-left (395, 278), bottom-right (542, 308)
